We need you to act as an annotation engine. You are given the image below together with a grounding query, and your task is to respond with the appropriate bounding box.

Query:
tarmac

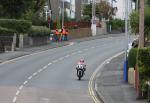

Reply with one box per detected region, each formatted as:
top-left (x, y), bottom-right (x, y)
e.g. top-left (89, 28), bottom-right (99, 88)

top-left (95, 54), bottom-right (147, 103)
top-left (0, 34), bottom-right (146, 103)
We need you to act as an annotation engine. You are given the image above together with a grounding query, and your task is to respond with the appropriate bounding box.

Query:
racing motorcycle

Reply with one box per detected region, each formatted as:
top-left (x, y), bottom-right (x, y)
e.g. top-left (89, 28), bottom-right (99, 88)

top-left (76, 64), bottom-right (85, 80)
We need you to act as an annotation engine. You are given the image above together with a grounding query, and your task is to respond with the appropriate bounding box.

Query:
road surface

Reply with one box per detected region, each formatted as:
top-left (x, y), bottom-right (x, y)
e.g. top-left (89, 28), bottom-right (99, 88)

top-left (0, 36), bottom-right (125, 103)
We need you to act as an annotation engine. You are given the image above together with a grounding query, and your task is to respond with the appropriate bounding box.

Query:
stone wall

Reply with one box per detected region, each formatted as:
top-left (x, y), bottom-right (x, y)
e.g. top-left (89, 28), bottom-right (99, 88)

top-left (68, 28), bottom-right (92, 39)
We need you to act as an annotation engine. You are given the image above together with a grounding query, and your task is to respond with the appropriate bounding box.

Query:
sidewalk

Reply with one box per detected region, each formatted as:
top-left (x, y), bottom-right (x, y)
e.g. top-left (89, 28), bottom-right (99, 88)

top-left (95, 54), bottom-right (147, 103)
top-left (0, 41), bottom-right (70, 63)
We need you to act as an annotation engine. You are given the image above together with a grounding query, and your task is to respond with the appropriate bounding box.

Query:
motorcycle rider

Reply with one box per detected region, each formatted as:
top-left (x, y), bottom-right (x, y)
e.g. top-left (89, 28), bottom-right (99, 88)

top-left (76, 58), bottom-right (86, 74)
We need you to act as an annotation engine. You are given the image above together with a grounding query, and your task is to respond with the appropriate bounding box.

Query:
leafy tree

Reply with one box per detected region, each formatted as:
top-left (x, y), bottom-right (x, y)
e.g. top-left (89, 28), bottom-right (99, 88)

top-left (0, 0), bottom-right (34, 18)
top-left (82, 1), bottom-right (115, 20)
top-left (0, 0), bottom-right (46, 19)
top-left (97, 1), bottom-right (114, 20)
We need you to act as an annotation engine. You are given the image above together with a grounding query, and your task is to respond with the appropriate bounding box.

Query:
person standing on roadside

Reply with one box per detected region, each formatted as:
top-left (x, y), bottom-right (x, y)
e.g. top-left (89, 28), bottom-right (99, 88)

top-left (55, 29), bottom-right (59, 42)
top-left (61, 27), bottom-right (66, 41)
top-left (65, 29), bottom-right (69, 41)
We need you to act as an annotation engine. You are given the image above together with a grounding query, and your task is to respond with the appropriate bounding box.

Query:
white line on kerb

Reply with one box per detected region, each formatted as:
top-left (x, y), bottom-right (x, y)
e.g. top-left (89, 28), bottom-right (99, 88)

top-left (19, 85), bottom-right (23, 90)
top-left (28, 76), bottom-right (32, 80)
top-left (12, 96), bottom-right (17, 103)
top-left (15, 90), bottom-right (20, 96)
top-left (23, 81), bottom-right (28, 85)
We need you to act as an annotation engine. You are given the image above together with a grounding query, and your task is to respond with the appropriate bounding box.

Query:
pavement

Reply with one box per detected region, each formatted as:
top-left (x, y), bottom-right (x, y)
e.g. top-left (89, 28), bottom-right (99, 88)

top-left (95, 54), bottom-right (147, 103)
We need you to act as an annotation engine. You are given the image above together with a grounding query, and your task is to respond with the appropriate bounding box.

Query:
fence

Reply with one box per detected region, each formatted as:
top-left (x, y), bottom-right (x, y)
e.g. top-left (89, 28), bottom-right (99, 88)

top-left (0, 36), bottom-right (13, 52)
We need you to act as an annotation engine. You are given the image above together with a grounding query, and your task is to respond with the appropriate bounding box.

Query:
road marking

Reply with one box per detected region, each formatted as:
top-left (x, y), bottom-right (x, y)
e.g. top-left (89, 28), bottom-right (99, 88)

top-left (43, 66), bottom-right (47, 69)
top-left (48, 62), bottom-right (52, 66)
top-left (71, 52), bottom-right (76, 55)
top-left (38, 69), bottom-right (43, 73)
top-left (88, 51), bottom-right (124, 103)
top-left (19, 85), bottom-right (23, 90)
top-left (59, 57), bottom-right (64, 61)
top-left (53, 60), bottom-right (58, 63)
top-left (23, 81), bottom-right (28, 85)
top-left (91, 47), bottom-right (95, 49)
top-left (15, 90), bottom-right (20, 96)
top-left (65, 55), bottom-right (70, 58)
top-left (28, 76), bottom-right (32, 80)
top-left (12, 96), bottom-right (17, 103)
top-left (78, 51), bottom-right (82, 53)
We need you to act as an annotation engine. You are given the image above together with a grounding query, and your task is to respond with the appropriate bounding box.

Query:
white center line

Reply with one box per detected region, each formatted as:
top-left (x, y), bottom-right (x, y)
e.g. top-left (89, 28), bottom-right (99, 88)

top-left (38, 69), bottom-right (43, 73)
top-left (53, 60), bottom-right (58, 63)
top-left (43, 66), bottom-right (47, 69)
top-left (65, 55), bottom-right (70, 58)
top-left (12, 96), bottom-right (17, 103)
top-left (48, 62), bottom-right (52, 66)
top-left (15, 90), bottom-right (20, 96)
top-left (59, 57), bottom-right (64, 61)
top-left (19, 85), bottom-right (23, 90)
top-left (23, 81), bottom-right (28, 85)
top-left (33, 72), bottom-right (37, 76)
top-left (28, 76), bottom-right (32, 80)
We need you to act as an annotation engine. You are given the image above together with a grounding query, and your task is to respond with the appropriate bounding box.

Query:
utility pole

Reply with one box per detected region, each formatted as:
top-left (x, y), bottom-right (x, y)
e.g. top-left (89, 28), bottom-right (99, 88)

top-left (139, 0), bottom-right (144, 48)
top-left (91, 0), bottom-right (96, 36)
top-left (125, 0), bottom-right (129, 60)
top-left (62, 0), bottom-right (65, 28)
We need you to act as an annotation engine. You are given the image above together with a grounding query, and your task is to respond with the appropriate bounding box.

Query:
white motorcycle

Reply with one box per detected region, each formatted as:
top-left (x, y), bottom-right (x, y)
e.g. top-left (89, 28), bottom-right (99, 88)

top-left (76, 64), bottom-right (86, 80)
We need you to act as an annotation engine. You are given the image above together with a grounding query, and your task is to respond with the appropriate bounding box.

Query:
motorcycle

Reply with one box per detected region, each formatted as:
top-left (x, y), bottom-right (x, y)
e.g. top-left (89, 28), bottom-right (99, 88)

top-left (76, 64), bottom-right (85, 80)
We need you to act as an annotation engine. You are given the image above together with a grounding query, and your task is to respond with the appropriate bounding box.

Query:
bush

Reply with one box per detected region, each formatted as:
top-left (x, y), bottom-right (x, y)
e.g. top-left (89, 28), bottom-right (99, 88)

top-left (28, 26), bottom-right (50, 37)
top-left (107, 18), bottom-right (125, 31)
top-left (128, 48), bottom-right (138, 68)
top-left (138, 48), bottom-right (150, 94)
top-left (0, 26), bottom-right (16, 36)
top-left (0, 19), bottom-right (32, 34)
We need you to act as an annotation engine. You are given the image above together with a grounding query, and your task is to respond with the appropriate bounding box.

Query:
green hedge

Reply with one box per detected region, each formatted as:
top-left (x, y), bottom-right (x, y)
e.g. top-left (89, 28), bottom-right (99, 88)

top-left (128, 48), bottom-right (138, 68)
top-left (138, 48), bottom-right (150, 93)
top-left (28, 26), bottom-right (50, 37)
top-left (0, 26), bottom-right (16, 36)
top-left (0, 19), bottom-right (32, 33)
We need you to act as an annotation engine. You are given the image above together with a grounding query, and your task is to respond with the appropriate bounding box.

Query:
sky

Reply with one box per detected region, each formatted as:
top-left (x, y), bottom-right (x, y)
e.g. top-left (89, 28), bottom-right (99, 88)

top-left (114, 0), bottom-right (125, 19)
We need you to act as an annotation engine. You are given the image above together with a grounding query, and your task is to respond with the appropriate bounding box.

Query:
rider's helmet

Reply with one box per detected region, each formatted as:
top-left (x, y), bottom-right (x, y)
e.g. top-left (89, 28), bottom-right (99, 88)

top-left (79, 58), bottom-right (84, 63)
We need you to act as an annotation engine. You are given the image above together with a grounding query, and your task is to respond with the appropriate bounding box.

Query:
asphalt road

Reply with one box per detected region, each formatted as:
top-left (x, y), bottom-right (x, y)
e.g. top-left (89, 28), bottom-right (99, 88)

top-left (0, 36), bottom-right (125, 103)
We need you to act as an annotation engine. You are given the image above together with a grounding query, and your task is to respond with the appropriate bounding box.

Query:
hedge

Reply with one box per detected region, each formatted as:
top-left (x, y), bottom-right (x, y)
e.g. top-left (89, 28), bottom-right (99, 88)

top-left (0, 19), bottom-right (32, 34)
top-left (128, 48), bottom-right (138, 68)
top-left (28, 26), bottom-right (50, 37)
top-left (0, 26), bottom-right (16, 36)
top-left (138, 48), bottom-right (150, 93)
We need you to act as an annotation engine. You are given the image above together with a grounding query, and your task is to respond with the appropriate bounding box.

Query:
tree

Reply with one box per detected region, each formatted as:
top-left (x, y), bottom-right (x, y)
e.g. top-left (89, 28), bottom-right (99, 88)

top-left (0, 0), bottom-right (34, 18)
top-left (0, 0), bottom-right (46, 19)
top-left (97, 1), bottom-right (114, 20)
top-left (139, 0), bottom-right (145, 48)
top-left (82, 1), bottom-right (114, 20)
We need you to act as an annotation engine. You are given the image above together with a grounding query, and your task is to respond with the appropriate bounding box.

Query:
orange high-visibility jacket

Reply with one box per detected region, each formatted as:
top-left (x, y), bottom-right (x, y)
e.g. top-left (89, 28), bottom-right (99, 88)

top-left (62, 29), bottom-right (66, 35)
top-left (55, 30), bottom-right (59, 35)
